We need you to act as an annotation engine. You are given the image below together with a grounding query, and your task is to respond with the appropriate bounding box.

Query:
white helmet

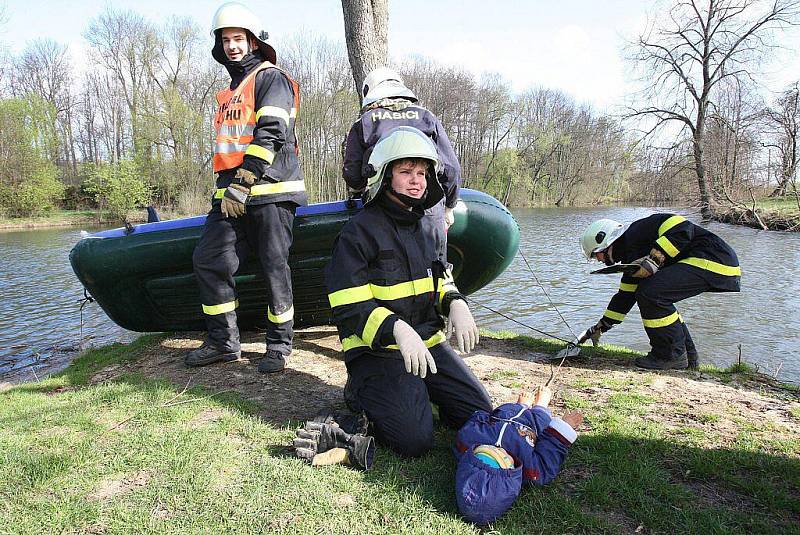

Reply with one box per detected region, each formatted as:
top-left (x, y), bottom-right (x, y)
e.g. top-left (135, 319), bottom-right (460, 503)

top-left (580, 219), bottom-right (624, 259)
top-left (361, 67), bottom-right (417, 107)
top-left (364, 126), bottom-right (442, 208)
top-left (210, 2), bottom-right (276, 64)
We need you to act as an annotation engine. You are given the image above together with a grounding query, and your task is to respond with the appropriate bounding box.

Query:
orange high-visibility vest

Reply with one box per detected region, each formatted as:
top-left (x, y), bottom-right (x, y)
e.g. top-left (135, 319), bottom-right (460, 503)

top-left (213, 62), bottom-right (300, 173)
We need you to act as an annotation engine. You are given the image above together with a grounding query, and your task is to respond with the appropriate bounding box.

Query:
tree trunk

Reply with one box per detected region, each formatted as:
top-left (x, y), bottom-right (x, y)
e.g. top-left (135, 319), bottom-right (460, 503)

top-left (341, 0), bottom-right (389, 95)
top-left (693, 107), bottom-right (713, 219)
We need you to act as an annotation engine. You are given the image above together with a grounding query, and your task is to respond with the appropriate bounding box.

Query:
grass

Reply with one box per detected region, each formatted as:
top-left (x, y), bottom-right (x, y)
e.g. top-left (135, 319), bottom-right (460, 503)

top-left (755, 195), bottom-right (800, 215)
top-left (1, 335), bottom-right (798, 534)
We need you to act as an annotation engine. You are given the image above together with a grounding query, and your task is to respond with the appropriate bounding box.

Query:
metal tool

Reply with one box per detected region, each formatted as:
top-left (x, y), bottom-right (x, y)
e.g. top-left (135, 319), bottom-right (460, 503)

top-left (590, 263), bottom-right (639, 275)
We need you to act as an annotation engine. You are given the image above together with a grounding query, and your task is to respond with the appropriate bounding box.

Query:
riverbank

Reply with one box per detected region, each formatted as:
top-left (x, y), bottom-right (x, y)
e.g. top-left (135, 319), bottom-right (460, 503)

top-left (2, 328), bottom-right (797, 533)
top-left (713, 197), bottom-right (800, 231)
top-left (0, 207), bottom-right (186, 231)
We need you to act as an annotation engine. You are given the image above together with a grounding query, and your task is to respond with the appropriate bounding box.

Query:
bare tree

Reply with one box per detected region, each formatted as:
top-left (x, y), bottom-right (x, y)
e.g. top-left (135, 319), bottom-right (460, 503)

top-left (626, 0), bottom-right (800, 218)
top-left (341, 0), bottom-right (388, 93)
top-left (764, 82), bottom-right (799, 196)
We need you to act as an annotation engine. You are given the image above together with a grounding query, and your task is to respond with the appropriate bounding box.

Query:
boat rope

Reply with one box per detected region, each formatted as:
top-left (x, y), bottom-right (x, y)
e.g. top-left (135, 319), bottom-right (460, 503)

top-left (77, 288), bottom-right (95, 350)
top-left (467, 298), bottom-right (573, 345)
top-left (517, 248), bottom-right (579, 341)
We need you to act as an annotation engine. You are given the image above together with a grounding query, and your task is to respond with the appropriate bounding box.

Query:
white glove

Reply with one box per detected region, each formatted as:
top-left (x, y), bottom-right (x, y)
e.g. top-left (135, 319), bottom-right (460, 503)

top-left (444, 207), bottom-right (455, 228)
top-left (447, 299), bottom-right (479, 353)
top-left (393, 320), bottom-right (437, 378)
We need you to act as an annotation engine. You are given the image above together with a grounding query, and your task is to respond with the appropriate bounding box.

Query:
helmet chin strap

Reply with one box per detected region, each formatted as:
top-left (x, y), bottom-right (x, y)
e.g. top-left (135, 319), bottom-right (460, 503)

top-left (388, 186), bottom-right (428, 209)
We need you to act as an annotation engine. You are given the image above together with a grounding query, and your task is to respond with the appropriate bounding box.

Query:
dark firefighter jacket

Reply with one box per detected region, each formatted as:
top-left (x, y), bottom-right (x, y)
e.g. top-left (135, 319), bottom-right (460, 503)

top-left (325, 194), bottom-right (464, 362)
top-left (342, 100), bottom-right (461, 208)
top-left (213, 52), bottom-right (307, 207)
top-left (602, 213), bottom-right (741, 326)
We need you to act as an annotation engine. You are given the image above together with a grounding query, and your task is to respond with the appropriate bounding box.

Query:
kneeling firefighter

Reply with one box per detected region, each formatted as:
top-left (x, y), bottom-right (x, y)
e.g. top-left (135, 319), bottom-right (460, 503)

top-left (580, 214), bottom-right (741, 370)
top-left (186, 2), bottom-right (307, 373)
top-left (325, 126), bottom-right (492, 457)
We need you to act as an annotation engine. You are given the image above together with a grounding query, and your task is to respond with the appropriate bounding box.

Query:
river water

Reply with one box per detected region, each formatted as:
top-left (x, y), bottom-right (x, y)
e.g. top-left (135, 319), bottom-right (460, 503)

top-left (1, 206), bottom-right (798, 383)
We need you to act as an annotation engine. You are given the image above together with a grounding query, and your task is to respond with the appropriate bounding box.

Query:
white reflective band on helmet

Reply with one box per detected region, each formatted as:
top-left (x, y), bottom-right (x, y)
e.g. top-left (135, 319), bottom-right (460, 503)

top-left (215, 142), bottom-right (249, 154)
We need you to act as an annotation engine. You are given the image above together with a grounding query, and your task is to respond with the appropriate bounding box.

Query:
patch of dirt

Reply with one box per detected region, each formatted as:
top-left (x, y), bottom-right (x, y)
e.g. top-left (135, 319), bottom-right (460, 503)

top-left (87, 470), bottom-right (152, 501)
top-left (95, 328), bottom-right (800, 448)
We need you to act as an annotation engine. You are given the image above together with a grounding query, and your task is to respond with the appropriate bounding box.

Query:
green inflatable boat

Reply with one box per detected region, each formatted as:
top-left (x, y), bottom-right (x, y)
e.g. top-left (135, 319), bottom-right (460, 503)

top-left (70, 189), bottom-right (519, 332)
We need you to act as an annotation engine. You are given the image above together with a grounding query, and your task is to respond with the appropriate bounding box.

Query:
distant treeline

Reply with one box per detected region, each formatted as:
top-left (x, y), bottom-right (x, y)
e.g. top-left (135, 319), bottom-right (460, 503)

top-left (0, 8), bottom-right (796, 221)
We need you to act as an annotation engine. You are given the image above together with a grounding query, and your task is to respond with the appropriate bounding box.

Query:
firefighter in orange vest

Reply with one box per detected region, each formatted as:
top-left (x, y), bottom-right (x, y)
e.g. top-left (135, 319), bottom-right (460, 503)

top-left (186, 2), bottom-right (306, 373)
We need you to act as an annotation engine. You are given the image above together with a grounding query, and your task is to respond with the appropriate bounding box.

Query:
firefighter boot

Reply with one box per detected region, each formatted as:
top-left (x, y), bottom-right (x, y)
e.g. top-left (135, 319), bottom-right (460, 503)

top-left (258, 349), bottom-right (286, 373)
top-left (184, 343), bottom-right (240, 367)
top-left (634, 351), bottom-right (688, 370)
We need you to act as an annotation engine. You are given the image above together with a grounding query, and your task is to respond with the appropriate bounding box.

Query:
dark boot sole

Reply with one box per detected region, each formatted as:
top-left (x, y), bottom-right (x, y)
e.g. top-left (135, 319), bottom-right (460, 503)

top-left (184, 352), bottom-right (241, 368)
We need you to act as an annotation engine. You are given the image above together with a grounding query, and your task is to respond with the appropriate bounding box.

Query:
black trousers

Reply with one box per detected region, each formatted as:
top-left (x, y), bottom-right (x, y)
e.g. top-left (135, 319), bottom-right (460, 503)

top-left (345, 343), bottom-right (492, 457)
top-left (635, 264), bottom-right (708, 361)
top-left (192, 202), bottom-right (296, 355)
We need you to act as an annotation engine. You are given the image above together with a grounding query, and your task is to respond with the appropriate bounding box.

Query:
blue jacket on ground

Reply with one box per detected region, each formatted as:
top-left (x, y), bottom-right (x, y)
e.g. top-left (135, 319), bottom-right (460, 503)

top-left (454, 402), bottom-right (577, 524)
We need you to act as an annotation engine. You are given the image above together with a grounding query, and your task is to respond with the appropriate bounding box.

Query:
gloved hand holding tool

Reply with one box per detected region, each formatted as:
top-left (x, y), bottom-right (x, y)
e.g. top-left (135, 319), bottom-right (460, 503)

top-left (578, 317), bottom-right (614, 347)
top-left (447, 299), bottom-right (479, 353)
top-left (221, 168), bottom-right (257, 218)
top-left (293, 420), bottom-right (376, 470)
top-left (394, 320), bottom-right (437, 378)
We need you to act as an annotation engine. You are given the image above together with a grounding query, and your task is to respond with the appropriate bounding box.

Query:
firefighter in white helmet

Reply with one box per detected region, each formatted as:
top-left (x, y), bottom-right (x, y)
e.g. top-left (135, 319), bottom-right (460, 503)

top-left (326, 127), bottom-right (491, 457)
top-left (186, 2), bottom-right (306, 373)
top-left (342, 66), bottom-right (462, 264)
top-left (580, 214), bottom-right (740, 370)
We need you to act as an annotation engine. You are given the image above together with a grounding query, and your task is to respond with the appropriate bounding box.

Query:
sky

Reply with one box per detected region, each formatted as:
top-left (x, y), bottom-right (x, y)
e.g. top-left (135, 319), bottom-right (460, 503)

top-left (2, 0), bottom-right (799, 113)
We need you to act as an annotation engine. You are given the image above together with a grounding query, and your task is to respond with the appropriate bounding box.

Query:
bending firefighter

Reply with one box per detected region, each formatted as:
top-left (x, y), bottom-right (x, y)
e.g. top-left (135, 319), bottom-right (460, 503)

top-left (325, 126), bottom-right (491, 457)
top-left (342, 67), bottom-right (462, 262)
top-left (186, 2), bottom-right (307, 373)
top-left (581, 214), bottom-right (741, 370)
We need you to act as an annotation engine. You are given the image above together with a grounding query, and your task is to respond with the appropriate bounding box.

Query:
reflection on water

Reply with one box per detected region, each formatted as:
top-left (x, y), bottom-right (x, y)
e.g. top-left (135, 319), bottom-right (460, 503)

top-left (1, 206), bottom-right (798, 384)
top-left (472, 206), bottom-right (800, 383)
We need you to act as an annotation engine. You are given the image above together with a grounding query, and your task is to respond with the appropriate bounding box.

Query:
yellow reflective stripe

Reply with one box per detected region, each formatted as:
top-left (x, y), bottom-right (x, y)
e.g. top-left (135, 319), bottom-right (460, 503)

top-left (329, 277), bottom-right (436, 309)
top-left (267, 305), bottom-right (294, 324)
top-left (642, 311), bottom-right (680, 329)
top-left (255, 105), bottom-right (291, 124)
top-left (361, 307), bottom-right (394, 347)
top-left (658, 215), bottom-right (686, 236)
top-left (214, 181), bottom-right (306, 199)
top-left (656, 235), bottom-right (680, 258)
top-left (370, 277), bottom-right (435, 301)
top-left (250, 181), bottom-right (306, 196)
top-left (328, 284), bottom-right (373, 308)
top-left (603, 309), bottom-right (626, 322)
top-left (679, 257), bottom-right (741, 276)
top-left (341, 330), bottom-right (445, 352)
top-left (244, 144), bottom-right (275, 164)
top-left (619, 282), bottom-right (638, 292)
top-left (202, 299), bottom-right (238, 315)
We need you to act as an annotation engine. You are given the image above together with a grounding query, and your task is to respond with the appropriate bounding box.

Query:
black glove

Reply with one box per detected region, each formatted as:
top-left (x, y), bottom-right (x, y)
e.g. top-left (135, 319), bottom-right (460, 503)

top-left (293, 421), bottom-right (375, 470)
